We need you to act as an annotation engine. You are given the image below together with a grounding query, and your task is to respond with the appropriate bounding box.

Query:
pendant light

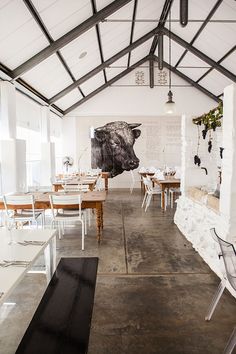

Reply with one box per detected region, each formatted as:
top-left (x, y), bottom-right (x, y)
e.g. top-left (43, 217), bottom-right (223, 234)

top-left (164, 7), bottom-right (176, 115)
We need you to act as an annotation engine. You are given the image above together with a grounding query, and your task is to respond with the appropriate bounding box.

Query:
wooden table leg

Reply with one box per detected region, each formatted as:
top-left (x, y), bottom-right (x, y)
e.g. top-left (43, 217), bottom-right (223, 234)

top-left (96, 203), bottom-right (102, 242)
top-left (141, 180), bottom-right (145, 194)
top-left (101, 204), bottom-right (104, 229)
top-left (104, 176), bottom-right (108, 192)
top-left (101, 173), bottom-right (109, 192)
top-left (161, 187), bottom-right (165, 211)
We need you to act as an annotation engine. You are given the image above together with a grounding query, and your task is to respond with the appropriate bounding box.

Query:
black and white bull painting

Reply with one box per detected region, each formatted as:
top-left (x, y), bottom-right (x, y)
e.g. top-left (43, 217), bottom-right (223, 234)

top-left (91, 121), bottom-right (141, 177)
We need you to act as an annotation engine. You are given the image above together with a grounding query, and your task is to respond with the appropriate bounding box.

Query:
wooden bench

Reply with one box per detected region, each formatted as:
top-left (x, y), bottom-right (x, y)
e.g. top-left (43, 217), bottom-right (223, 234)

top-left (15, 257), bottom-right (98, 354)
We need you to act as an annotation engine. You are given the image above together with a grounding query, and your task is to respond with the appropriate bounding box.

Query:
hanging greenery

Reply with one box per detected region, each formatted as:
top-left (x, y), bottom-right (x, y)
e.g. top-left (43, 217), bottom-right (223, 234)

top-left (192, 101), bottom-right (223, 133)
top-left (193, 102), bottom-right (223, 166)
top-left (194, 125), bottom-right (201, 166)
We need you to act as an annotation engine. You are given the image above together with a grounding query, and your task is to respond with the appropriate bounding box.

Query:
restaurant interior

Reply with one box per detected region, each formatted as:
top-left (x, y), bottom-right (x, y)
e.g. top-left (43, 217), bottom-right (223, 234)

top-left (0, 0), bottom-right (236, 353)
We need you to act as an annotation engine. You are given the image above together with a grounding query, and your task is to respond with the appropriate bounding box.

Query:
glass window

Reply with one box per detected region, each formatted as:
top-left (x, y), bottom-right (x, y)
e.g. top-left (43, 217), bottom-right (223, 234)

top-left (17, 127), bottom-right (41, 186)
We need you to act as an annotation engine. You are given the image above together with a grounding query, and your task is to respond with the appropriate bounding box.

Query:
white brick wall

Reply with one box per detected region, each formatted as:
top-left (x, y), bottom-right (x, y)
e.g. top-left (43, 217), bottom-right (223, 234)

top-left (175, 84), bottom-right (236, 298)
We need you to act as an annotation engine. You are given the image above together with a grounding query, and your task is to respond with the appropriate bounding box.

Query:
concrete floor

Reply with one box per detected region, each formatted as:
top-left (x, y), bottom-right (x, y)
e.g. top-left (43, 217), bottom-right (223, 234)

top-left (0, 189), bottom-right (236, 354)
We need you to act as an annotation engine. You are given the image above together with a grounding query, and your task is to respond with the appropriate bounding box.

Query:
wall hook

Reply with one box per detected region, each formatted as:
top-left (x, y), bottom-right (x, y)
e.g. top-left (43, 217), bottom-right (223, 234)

top-left (201, 167), bottom-right (208, 175)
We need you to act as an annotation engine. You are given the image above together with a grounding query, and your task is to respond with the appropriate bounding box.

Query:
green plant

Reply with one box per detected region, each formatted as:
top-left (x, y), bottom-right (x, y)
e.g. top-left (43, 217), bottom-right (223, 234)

top-left (193, 101), bottom-right (223, 133)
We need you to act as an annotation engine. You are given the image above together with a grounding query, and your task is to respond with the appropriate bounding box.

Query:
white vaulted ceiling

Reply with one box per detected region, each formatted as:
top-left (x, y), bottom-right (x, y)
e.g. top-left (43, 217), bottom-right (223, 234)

top-left (0, 0), bottom-right (235, 115)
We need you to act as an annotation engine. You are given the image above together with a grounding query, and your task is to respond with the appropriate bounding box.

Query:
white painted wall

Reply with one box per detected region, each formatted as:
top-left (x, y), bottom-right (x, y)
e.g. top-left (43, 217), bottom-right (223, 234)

top-left (0, 81), bottom-right (16, 139)
top-left (62, 117), bottom-right (79, 173)
top-left (16, 93), bottom-right (41, 131)
top-left (68, 73), bottom-right (216, 117)
top-left (181, 114), bottom-right (222, 196)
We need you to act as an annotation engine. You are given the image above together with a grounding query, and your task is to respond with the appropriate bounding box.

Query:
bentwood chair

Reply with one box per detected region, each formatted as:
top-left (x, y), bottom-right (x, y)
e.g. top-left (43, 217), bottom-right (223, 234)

top-left (3, 194), bottom-right (44, 229)
top-left (49, 194), bottom-right (86, 250)
top-left (205, 228), bottom-right (236, 321)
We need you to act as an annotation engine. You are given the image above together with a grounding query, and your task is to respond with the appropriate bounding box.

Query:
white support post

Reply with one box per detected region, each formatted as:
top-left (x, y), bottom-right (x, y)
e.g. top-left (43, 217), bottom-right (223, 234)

top-left (220, 84), bottom-right (236, 242)
top-left (40, 106), bottom-right (55, 185)
top-left (0, 81), bottom-right (16, 140)
top-left (0, 81), bottom-right (26, 193)
top-left (181, 114), bottom-right (210, 196)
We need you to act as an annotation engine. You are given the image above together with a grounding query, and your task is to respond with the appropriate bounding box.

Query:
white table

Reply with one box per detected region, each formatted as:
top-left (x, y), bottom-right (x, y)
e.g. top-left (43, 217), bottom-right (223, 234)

top-left (0, 228), bottom-right (57, 304)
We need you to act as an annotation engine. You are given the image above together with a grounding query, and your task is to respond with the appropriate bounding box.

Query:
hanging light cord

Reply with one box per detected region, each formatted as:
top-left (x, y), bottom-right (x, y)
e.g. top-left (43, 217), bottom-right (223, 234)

top-left (169, 7), bottom-right (172, 92)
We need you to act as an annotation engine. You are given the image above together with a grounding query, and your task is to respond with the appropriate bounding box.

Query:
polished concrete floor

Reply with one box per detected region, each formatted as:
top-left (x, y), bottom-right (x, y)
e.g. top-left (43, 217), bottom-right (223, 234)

top-left (1, 189), bottom-right (236, 354)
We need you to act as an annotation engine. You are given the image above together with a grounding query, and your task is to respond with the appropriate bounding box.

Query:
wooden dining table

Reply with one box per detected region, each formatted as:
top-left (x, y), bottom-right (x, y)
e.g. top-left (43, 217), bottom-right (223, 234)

top-left (153, 177), bottom-right (181, 210)
top-left (53, 172), bottom-right (110, 192)
top-left (52, 176), bottom-right (97, 192)
top-left (0, 191), bottom-right (107, 242)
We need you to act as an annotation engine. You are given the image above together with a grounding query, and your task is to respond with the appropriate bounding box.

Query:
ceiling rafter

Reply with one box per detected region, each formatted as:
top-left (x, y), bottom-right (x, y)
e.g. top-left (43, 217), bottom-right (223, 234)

top-left (11, 0), bottom-right (132, 79)
top-left (90, 0), bottom-right (107, 83)
top-left (50, 18), bottom-right (235, 106)
top-left (49, 27), bottom-right (158, 104)
top-left (1, 1), bottom-right (233, 116)
top-left (0, 61), bottom-right (64, 115)
top-left (175, 0), bottom-right (223, 68)
top-left (149, 0), bottom-right (174, 55)
top-left (196, 44), bottom-right (236, 83)
top-left (64, 56), bottom-right (149, 115)
top-left (149, 58), bottom-right (154, 88)
top-left (127, 0), bottom-right (138, 68)
top-left (22, 0), bottom-right (85, 98)
top-left (163, 28), bottom-right (236, 83)
top-left (64, 52), bottom-right (220, 115)
top-left (152, 56), bottom-right (220, 103)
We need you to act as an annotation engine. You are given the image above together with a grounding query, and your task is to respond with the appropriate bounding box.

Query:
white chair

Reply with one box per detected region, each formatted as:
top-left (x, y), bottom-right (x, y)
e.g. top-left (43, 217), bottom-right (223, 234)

top-left (62, 184), bottom-right (91, 228)
top-left (62, 184), bottom-right (89, 192)
top-left (95, 175), bottom-right (103, 191)
top-left (130, 170), bottom-right (140, 193)
top-left (222, 327), bottom-right (236, 354)
top-left (87, 169), bottom-right (99, 176)
top-left (141, 176), bottom-right (166, 212)
top-left (49, 194), bottom-right (86, 250)
top-left (3, 194), bottom-right (44, 229)
top-left (169, 187), bottom-right (181, 208)
top-left (205, 228), bottom-right (236, 354)
top-left (28, 185), bottom-right (52, 192)
top-left (205, 228), bottom-right (236, 321)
